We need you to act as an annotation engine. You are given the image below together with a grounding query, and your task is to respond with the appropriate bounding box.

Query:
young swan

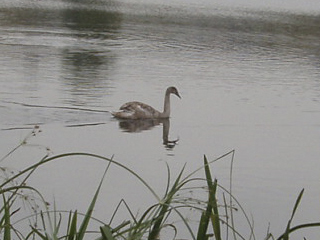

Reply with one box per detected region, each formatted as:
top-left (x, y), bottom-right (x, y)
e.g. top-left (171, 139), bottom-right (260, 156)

top-left (112, 86), bottom-right (181, 120)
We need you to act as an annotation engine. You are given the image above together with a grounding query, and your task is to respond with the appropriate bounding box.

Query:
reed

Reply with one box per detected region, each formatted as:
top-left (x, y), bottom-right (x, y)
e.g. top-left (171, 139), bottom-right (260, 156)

top-left (1, 128), bottom-right (320, 240)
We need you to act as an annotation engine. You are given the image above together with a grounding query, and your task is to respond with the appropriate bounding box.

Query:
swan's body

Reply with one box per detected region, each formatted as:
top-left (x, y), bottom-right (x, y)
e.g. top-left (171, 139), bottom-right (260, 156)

top-left (112, 86), bottom-right (181, 119)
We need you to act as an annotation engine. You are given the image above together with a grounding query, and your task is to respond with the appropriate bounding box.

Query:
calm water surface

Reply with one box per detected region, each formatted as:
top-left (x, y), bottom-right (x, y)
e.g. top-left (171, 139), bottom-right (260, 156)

top-left (1, 0), bottom-right (320, 239)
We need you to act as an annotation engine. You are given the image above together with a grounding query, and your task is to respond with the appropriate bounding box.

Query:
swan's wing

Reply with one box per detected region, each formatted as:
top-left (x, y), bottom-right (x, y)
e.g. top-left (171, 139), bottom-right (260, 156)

top-left (118, 101), bottom-right (160, 119)
top-left (111, 110), bottom-right (135, 119)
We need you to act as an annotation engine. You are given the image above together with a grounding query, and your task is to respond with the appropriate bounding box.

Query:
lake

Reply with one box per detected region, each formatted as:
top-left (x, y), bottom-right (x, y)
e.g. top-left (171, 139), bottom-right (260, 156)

top-left (1, 0), bottom-right (320, 239)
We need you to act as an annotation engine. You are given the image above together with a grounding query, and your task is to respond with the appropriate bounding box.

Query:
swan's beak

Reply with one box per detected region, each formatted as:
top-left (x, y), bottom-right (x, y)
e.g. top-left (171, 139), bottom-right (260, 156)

top-left (176, 92), bottom-right (181, 99)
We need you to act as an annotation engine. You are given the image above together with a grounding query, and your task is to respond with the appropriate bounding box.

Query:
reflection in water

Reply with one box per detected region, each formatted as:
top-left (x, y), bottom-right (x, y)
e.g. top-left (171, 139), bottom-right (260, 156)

top-left (62, 7), bottom-right (122, 33)
top-left (161, 119), bottom-right (179, 150)
top-left (61, 48), bottom-right (114, 104)
top-left (60, 6), bottom-right (123, 105)
top-left (0, 1), bottom-right (123, 107)
top-left (118, 118), bottom-right (179, 150)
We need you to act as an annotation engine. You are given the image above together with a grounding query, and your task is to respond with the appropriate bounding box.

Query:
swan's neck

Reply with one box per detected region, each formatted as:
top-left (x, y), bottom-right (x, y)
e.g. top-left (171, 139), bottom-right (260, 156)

top-left (161, 91), bottom-right (171, 118)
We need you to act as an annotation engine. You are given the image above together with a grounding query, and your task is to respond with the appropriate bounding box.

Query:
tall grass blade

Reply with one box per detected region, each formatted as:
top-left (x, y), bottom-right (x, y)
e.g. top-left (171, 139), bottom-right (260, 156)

top-left (112, 221), bottom-right (131, 233)
top-left (67, 211), bottom-right (78, 240)
top-left (100, 225), bottom-right (115, 240)
top-left (164, 162), bottom-right (171, 198)
top-left (283, 189), bottom-right (304, 240)
top-left (31, 226), bottom-right (47, 239)
top-left (148, 164), bottom-right (186, 240)
top-left (129, 204), bottom-right (157, 238)
top-left (211, 212), bottom-right (221, 240)
top-left (203, 155), bottom-right (222, 240)
top-left (276, 189), bottom-right (320, 240)
top-left (53, 205), bottom-right (61, 237)
top-left (290, 189), bottom-right (304, 221)
top-left (77, 163), bottom-right (110, 240)
top-left (2, 194), bottom-right (11, 240)
top-left (196, 155), bottom-right (214, 240)
top-left (197, 212), bottom-right (210, 240)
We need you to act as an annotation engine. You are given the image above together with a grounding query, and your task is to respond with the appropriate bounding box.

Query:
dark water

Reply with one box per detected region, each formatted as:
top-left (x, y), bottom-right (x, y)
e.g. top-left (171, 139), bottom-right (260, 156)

top-left (1, 0), bottom-right (320, 239)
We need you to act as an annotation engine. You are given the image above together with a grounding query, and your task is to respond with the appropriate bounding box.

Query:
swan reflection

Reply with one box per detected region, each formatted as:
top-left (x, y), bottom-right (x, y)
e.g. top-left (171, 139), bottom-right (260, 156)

top-left (117, 118), bottom-right (179, 149)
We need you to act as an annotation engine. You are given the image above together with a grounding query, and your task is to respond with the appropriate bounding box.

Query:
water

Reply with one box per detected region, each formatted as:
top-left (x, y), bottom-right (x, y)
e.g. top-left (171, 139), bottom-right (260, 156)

top-left (1, 0), bottom-right (320, 239)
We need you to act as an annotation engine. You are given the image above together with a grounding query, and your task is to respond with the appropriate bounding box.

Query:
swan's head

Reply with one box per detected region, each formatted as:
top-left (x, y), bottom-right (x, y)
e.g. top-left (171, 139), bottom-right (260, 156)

top-left (167, 86), bottom-right (181, 99)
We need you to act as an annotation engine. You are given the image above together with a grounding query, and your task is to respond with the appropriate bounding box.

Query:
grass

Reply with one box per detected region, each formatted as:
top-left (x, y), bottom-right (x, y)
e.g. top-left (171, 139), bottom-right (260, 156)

top-left (1, 126), bottom-right (320, 240)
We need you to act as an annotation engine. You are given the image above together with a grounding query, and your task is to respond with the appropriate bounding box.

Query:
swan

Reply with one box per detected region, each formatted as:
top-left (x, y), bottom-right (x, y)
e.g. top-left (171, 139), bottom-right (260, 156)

top-left (112, 86), bottom-right (181, 119)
